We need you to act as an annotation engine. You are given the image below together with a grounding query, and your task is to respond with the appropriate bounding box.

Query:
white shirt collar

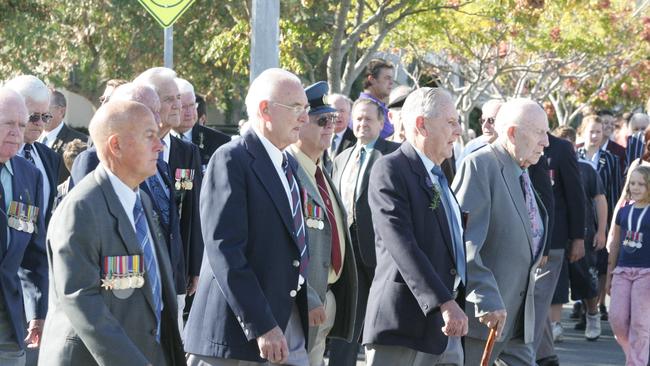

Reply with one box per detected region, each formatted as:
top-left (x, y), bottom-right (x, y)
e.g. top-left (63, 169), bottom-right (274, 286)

top-left (412, 143), bottom-right (436, 176)
top-left (253, 127), bottom-right (285, 171)
top-left (162, 133), bottom-right (171, 163)
top-left (103, 163), bottom-right (139, 228)
top-left (41, 122), bottom-right (65, 146)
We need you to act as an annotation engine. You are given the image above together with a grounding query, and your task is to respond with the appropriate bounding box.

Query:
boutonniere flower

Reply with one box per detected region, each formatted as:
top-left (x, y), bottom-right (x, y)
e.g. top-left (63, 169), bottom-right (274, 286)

top-left (425, 176), bottom-right (441, 211)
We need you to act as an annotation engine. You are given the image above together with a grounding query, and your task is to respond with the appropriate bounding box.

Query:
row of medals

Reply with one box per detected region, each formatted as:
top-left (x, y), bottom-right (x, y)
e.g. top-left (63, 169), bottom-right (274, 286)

top-left (623, 232), bottom-right (643, 249)
top-left (8, 216), bottom-right (35, 233)
top-left (306, 217), bottom-right (325, 230)
top-left (101, 274), bottom-right (145, 290)
top-left (175, 179), bottom-right (193, 191)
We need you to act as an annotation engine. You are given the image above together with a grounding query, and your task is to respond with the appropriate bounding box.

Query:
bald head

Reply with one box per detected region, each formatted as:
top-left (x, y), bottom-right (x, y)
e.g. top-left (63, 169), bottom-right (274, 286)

top-left (90, 101), bottom-right (151, 156)
top-left (110, 83), bottom-right (161, 125)
top-left (494, 99), bottom-right (547, 137)
top-left (0, 87), bottom-right (28, 162)
top-left (494, 98), bottom-right (549, 168)
top-left (245, 68), bottom-right (303, 121)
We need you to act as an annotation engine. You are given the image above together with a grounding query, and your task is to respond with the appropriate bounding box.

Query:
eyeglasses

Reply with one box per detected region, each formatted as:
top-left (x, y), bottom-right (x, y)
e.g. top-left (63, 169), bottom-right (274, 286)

top-left (481, 117), bottom-right (495, 125)
top-left (271, 101), bottom-right (310, 116)
top-left (28, 113), bottom-right (53, 124)
top-left (314, 114), bottom-right (337, 127)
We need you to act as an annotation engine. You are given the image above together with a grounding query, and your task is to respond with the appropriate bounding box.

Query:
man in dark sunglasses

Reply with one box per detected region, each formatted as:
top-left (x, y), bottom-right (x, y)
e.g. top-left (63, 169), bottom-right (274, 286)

top-left (456, 99), bottom-right (503, 169)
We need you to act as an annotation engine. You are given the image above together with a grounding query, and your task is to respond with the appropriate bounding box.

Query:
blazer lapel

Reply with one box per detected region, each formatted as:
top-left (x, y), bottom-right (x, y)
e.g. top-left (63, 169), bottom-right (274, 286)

top-left (401, 143), bottom-right (455, 259)
top-left (492, 144), bottom-right (534, 253)
top-left (333, 147), bottom-right (354, 193)
top-left (245, 131), bottom-right (296, 243)
top-left (355, 148), bottom-right (380, 201)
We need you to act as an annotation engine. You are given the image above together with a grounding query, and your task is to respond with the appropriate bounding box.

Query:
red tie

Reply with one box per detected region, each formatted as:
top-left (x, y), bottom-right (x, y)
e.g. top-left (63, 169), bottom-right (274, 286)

top-left (315, 166), bottom-right (342, 274)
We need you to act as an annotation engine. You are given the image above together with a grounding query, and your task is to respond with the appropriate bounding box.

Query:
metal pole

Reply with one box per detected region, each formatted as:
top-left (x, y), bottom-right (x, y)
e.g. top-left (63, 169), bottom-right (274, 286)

top-left (250, 0), bottom-right (279, 82)
top-left (164, 26), bottom-right (173, 68)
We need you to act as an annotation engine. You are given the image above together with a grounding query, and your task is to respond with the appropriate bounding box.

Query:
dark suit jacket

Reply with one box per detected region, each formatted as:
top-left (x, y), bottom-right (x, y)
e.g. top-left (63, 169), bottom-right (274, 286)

top-left (167, 136), bottom-right (204, 282)
top-left (323, 128), bottom-right (357, 173)
top-left (184, 130), bottom-right (308, 361)
top-left (362, 142), bottom-right (464, 355)
top-left (69, 146), bottom-right (99, 188)
top-left (32, 142), bottom-right (63, 226)
top-left (49, 124), bottom-right (88, 183)
top-left (0, 156), bottom-right (48, 350)
top-left (544, 134), bottom-right (584, 252)
top-left (190, 124), bottom-right (230, 170)
top-left (332, 138), bottom-right (400, 274)
top-left (39, 165), bottom-right (184, 365)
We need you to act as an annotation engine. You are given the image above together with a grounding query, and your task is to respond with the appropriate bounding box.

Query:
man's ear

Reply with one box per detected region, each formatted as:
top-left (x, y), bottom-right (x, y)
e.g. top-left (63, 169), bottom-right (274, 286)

top-left (107, 134), bottom-right (120, 157)
top-left (259, 100), bottom-right (270, 120)
top-left (414, 115), bottom-right (427, 136)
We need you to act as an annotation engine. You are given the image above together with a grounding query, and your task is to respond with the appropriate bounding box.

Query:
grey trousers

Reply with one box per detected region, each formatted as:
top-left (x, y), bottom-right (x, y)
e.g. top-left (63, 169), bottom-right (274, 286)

top-left (186, 304), bottom-right (309, 366)
top-left (307, 290), bottom-right (336, 366)
top-left (533, 249), bottom-right (565, 360)
top-left (365, 337), bottom-right (463, 366)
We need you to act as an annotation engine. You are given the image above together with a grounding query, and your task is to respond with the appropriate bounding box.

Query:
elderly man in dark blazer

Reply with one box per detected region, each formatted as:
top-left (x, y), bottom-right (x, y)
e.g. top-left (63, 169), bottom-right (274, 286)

top-left (362, 88), bottom-right (468, 366)
top-left (184, 68), bottom-right (311, 365)
top-left (287, 81), bottom-right (358, 366)
top-left (453, 98), bottom-right (550, 365)
top-left (328, 98), bottom-right (399, 366)
top-left (0, 88), bottom-right (48, 366)
top-left (39, 101), bottom-right (184, 365)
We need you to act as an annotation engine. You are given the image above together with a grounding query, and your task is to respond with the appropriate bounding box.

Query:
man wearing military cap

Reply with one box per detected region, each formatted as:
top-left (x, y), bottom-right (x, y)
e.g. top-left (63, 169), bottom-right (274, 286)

top-left (287, 81), bottom-right (359, 366)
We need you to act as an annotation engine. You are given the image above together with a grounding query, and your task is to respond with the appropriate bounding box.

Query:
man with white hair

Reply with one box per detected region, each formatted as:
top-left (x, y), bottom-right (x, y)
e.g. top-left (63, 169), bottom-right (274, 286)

top-left (185, 68), bottom-right (311, 365)
top-left (5, 75), bottom-right (63, 227)
top-left (134, 68), bottom-right (204, 327)
top-left (456, 99), bottom-right (503, 169)
top-left (628, 112), bottom-right (650, 135)
top-left (453, 98), bottom-right (550, 365)
top-left (0, 87), bottom-right (48, 366)
top-left (362, 87), bottom-right (467, 366)
top-left (322, 93), bottom-right (356, 174)
top-left (171, 78), bottom-right (230, 173)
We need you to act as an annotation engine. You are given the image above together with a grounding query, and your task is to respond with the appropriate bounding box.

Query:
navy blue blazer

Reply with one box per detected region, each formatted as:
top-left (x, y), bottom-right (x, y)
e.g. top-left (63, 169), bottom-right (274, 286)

top-left (68, 145), bottom-right (189, 294)
top-left (543, 134), bottom-right (584, 251)
top-left (362, 142), bottom-right (464, 355)
top-left (191, 124), bottom-right (230, 169)
top-left (1, 156), bottom-right (48, 349)
top-left (32, 141), bottom-right (62, 226)
top-left (184, 129), bottom-right (308, 362)
top-left (167, 135), bottom-right (204, 281)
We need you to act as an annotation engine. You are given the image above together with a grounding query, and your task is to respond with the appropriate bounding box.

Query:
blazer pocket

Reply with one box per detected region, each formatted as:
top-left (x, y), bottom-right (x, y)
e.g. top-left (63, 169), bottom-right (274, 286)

top-left (378, 282), bottom-right (425, 338)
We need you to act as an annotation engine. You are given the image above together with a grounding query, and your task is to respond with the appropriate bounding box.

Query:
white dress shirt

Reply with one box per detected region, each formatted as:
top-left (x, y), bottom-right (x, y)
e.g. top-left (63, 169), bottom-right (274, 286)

top-left (18, 144), bottom-right (51, 216)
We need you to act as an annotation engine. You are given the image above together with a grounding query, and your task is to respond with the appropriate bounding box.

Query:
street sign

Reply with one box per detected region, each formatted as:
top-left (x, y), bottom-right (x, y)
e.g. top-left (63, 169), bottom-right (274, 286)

top-left (138, 0), bottom-right (195, 28)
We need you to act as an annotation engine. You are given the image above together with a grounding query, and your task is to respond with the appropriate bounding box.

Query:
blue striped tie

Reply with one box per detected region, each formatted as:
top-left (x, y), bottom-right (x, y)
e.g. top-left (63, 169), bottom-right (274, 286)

top-left (133, 196), bottom-right (162, 342)
top-left (282, 154), bottom-right (308, 274)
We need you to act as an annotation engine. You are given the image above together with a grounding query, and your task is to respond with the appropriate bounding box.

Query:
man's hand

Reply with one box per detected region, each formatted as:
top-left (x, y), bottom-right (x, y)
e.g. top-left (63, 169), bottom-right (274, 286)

top-left (479, 309), bottom-right (507, 338)
top-left (594, 231), bottom-right (607, 251)
top-left (257, 326), bottom-right (288, 364)
top-left (309, 306), bottom-right (326, 327)
top-left (440, 299), bottom-right (468, 337)
top-left (187, 276), bottom-right (200, 296)
top-left (25, 319), bottom-right (44, 348)
top-left (568, 239), bottom-right (585, 263)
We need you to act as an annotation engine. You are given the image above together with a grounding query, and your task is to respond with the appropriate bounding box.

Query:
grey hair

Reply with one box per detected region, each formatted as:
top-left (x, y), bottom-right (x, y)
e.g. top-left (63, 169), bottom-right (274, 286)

top-left (401, 87), bottom-right (453, 130)
top-left (629, 112), bottom-right (650, 126)
top-left (327, 93), bottom-right (352, 108)
top-left (109, 83), bottom-right (157, 105)
top-left (133, 67), bottom-right (177, 94)
top-left (175, 77), bottom-right (195, 97)
top-left (4, 75), bottom-right (49, 106)
top-left (494, 98), bottom-right (546, 137)
top-left (244, 68), bottom-right (302, 120)
top-left (482, 99), bottom-right (504, 114)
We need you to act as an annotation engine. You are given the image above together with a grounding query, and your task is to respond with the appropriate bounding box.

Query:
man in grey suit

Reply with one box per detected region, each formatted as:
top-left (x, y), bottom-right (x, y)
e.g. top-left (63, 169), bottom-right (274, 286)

top-left (452, 98), bottom-right (550, 365)
top-left (287, 81), bottom-right (358, 366)
top-left (39, 101), bottom-right (184, 365)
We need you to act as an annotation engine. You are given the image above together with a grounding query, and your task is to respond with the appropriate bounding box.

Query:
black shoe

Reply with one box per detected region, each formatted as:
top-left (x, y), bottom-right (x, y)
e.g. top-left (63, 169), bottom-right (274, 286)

top-left (600, 304), bottom-right (608, 321)
top-left (537, 355), bottom-right (560, 366)
top-left (574, 317), bottom-right (586, 330)
top-left (570, 301), bottom-right (583, 319)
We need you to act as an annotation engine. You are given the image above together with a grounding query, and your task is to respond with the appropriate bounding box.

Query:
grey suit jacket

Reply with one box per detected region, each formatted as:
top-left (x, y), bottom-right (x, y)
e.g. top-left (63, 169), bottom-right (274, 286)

top-left (288, 151), bottom-right (358, 346)
top-left (39, 165), bottom-right (184, 365)
top-left (452, 143), bottom-right (548, 343)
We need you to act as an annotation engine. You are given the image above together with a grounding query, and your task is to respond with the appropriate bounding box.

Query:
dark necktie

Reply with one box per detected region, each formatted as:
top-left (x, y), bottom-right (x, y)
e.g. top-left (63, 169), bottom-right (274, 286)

top-left (315, 166), bottom-right (342, 274)
top-left (23, 144), bottom-right (35, 164)
top-left (343, 147), bottom-right (365, 226)
top-left (146, 145), bottom-right (170, 230)
top-left (282, 154), bottom-right (308, 274)
top-left (431, 165), bottom-right (466, 285)
top-left (133, 196), bottom-right (162, 342)
top-left (0, 163), bottom-right (7, 259)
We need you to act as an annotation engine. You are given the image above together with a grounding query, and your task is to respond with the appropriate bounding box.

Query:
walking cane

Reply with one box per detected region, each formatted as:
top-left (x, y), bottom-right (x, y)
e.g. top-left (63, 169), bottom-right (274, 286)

top-left (480, 327), bottom-right (497, 366)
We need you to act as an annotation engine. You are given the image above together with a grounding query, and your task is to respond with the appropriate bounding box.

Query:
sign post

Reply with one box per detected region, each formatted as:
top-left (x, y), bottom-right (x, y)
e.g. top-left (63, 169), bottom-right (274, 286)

top-left (138, 0), bottom-right (195, 68)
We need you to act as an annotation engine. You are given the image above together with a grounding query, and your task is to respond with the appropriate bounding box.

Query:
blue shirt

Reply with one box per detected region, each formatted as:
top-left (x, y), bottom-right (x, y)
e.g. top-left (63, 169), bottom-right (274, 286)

top-left (616, 203), bottom-right (650, 268)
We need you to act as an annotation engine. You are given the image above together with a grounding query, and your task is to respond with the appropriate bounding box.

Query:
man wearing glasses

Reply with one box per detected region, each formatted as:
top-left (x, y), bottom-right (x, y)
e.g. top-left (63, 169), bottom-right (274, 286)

top-left (456, 99), bottom-right (503, 170)
top-left (5, 75), bottom-right (63, 228)
top-left (287, 81), bottom-right (358, 366)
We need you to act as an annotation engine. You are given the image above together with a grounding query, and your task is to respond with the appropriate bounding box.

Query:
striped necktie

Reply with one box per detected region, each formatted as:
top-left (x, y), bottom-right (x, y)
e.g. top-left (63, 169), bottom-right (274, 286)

top-left (282, 154), bottom-right (308, 274)
top-left (133, 195), bottom-right (162, 342)
top-left (23, 144), bottom-right (35, 165)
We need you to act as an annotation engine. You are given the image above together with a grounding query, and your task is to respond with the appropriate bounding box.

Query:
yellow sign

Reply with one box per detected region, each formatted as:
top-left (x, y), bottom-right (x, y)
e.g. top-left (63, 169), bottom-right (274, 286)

top-left (138, 0), bottom-right (195, 28)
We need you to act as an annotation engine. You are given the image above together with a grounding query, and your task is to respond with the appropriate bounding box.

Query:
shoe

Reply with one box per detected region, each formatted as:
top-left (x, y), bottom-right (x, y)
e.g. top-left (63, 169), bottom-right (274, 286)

top-left (600, 304), bottom-right (608, 321)
top-left (536, 355), bottom-right (560, 366)
top-left (574, 312), bottom-right (586, 330)
top-left (585, 312), bottom-right (602, 341)
top-left (552, 321), bottom-right (564, 343)
top-left (570, 301), bottom-right (583, 319)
